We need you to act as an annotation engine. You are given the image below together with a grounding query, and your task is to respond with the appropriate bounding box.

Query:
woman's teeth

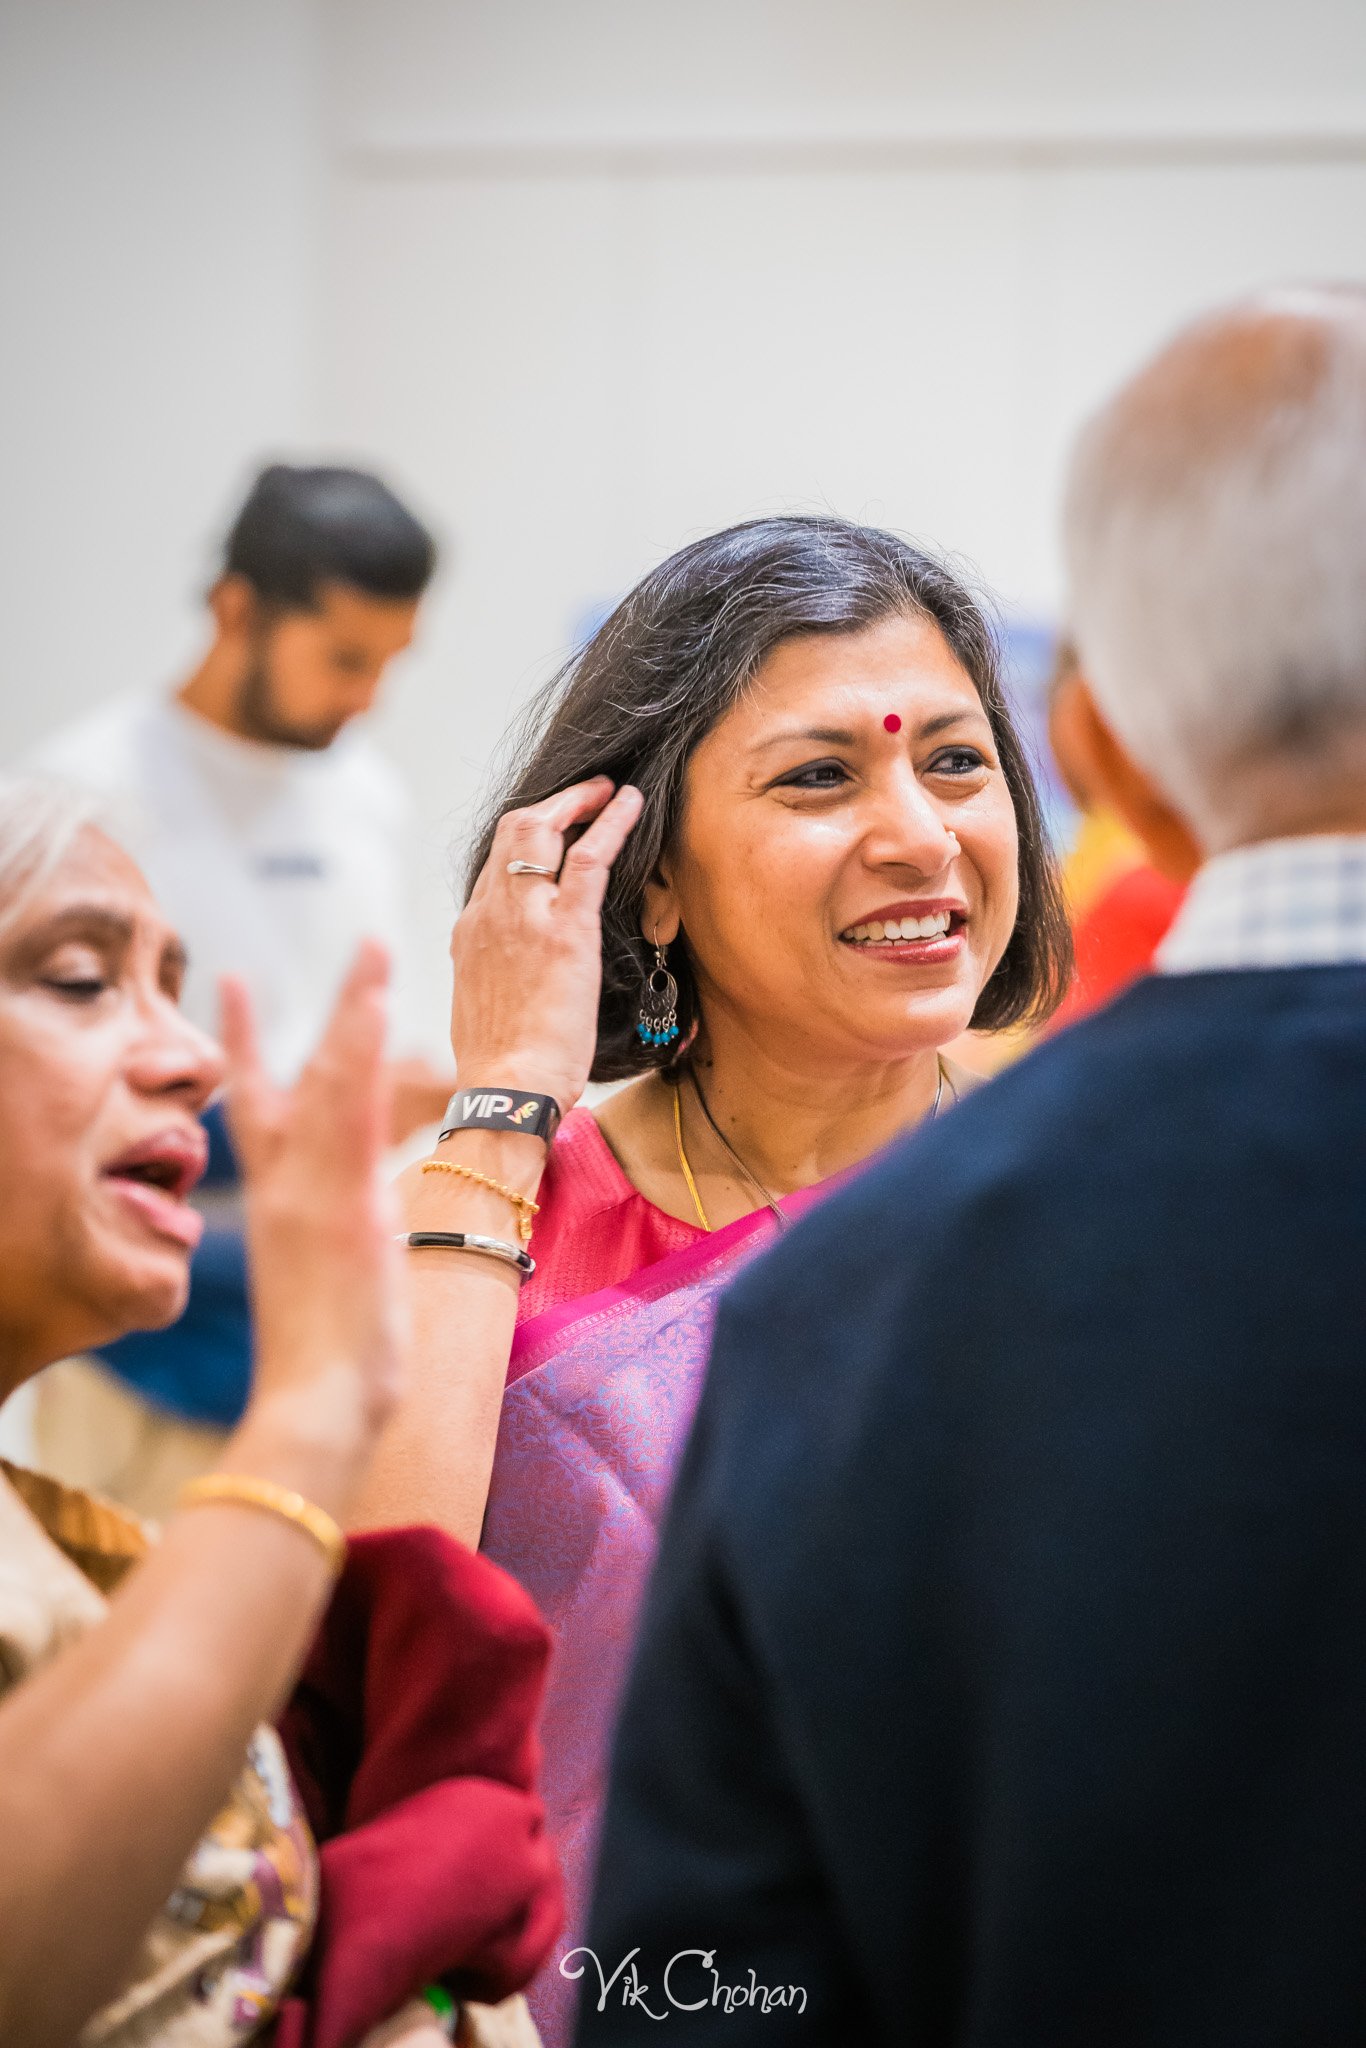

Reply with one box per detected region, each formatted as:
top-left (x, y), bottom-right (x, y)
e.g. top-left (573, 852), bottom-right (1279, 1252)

top-left (845, 911), bottom-right (954, 944)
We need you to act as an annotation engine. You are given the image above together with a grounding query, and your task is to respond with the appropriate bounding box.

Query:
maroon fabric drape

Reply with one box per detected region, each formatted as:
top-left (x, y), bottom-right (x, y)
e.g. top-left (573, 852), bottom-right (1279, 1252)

top-left (270, 1525), bottom-right (563, 2048)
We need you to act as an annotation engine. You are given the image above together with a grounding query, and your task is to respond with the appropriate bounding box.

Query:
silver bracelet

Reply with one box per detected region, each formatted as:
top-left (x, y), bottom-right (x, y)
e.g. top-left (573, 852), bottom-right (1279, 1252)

top-left (394, 1230), bottom-right (535, 1276)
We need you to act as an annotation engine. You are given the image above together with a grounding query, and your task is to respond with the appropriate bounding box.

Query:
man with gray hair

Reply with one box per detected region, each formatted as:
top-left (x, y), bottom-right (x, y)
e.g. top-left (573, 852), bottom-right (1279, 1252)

top-left (576, 288), bottom-right (1366, 2047)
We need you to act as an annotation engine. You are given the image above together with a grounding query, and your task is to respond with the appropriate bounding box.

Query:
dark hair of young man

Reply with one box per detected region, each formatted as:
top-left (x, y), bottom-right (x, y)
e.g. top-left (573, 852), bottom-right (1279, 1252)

top-left (223, 464), bottom-right (437, 611)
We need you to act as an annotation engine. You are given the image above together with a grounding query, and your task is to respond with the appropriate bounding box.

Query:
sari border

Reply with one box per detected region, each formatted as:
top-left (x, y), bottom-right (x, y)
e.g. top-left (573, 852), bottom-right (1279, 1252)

top-left (509, 1179), bottom-right (829, 1387)
top-left (509, 1205), bottom-right (769, 1385)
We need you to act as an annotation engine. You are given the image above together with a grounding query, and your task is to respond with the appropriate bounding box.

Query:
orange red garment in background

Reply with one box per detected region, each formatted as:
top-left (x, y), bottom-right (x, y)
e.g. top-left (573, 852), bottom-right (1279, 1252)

top-left (1050, 810), bottom-right (1185, 1032)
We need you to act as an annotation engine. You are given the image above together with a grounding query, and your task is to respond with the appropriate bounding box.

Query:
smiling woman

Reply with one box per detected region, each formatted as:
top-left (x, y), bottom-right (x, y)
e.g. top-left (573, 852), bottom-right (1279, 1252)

top-left (353, 514), bottom-right (1072, 2048)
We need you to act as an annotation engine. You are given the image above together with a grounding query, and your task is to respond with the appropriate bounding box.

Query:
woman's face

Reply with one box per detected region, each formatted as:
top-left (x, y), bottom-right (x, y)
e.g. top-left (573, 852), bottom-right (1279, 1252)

top-left (654, 613), bottom-right (1021, 1067)
top-left (0, 828), bottom-right (223, 1383)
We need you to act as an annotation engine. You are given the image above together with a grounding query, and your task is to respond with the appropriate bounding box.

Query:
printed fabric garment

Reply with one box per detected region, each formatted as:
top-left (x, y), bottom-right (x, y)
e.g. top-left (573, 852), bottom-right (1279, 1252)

top-left (482, 1115), bottom-right (837, 2048)
top-left (0, 1461), bottom-right (315, 2046)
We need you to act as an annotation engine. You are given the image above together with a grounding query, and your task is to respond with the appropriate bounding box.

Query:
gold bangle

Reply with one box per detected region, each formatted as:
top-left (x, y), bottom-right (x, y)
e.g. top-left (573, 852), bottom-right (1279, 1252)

top-left (420, 1158), bottom-right (540, 1245)
top-left (177, 1475), bottom-right (347, 1575)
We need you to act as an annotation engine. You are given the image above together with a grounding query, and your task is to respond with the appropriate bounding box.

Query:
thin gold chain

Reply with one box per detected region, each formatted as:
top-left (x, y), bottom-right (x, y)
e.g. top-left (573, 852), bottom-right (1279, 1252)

top-left (419, 1157), bottom-right (540, 1244)
top-left (690, 1068), bottom-right (786, 1228)
top-left (672, 1060), bottom-right (951, 1237)
top-left (673, 1078), bottom-right (711, 1231)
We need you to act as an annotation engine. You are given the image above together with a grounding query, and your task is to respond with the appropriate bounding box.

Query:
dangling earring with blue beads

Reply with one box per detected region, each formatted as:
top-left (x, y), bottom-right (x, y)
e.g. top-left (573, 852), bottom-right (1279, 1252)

top-left (636, 932), bottom-right (680, 1049)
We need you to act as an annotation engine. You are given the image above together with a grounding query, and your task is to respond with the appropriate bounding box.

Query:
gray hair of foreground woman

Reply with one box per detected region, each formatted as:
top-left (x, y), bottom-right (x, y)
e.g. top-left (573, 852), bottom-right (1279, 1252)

top-left (467, 514), bottom-right (1072, 1080)
top-left (0, 777), bottom-right (103, 939)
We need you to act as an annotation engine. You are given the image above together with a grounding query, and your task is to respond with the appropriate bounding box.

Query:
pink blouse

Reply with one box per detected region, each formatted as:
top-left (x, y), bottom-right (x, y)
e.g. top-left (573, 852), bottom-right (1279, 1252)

top-left (515, 1108), bottom-right (703, 1330)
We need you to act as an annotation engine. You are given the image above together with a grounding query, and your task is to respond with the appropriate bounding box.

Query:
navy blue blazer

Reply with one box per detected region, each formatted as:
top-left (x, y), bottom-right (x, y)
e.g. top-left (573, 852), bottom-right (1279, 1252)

top-left (578, 966), bottom-right (1366, 2046)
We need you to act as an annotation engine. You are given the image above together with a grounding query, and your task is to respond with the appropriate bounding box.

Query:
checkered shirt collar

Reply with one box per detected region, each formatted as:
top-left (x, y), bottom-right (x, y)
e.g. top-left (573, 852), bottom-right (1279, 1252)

top-left (1156, 834), bottom-right (1366, 974)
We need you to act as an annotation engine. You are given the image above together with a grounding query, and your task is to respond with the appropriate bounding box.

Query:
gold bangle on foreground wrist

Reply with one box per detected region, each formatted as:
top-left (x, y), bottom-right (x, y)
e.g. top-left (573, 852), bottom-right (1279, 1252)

top-left (177, 1475), bottom-right (347, 1575)
top-left (420, 1157), bottom-right (540, 1245)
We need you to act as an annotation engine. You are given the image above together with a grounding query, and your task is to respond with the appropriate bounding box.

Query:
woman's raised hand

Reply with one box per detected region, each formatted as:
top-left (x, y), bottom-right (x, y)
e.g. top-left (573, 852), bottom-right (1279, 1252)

top-left (450, 778), bottom-right (644, 1110)
top-left (220, 940), bottom-right (406, 1504)
top-left (353, 783), bottom-right (641, 1546)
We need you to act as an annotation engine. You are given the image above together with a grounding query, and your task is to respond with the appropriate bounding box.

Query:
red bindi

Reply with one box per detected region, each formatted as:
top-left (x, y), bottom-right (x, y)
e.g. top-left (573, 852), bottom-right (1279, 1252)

top-left (883, 713), bottom-right (902, 734)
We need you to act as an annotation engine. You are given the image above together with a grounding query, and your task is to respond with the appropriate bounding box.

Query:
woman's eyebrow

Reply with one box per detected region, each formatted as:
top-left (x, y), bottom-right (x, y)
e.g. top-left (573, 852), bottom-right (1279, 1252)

top-left (22, 906), bottom-right (188, 977)
top-left (32, 904), bottom-right (137, 948)
top-left (752, 707), bottom-right (987, 754)
top-left (0, 903), bottom-right (136, 979)
top-left (919, 709), bottom-right (987, 739)
top-left (751, 725), bottom-right (859, 753)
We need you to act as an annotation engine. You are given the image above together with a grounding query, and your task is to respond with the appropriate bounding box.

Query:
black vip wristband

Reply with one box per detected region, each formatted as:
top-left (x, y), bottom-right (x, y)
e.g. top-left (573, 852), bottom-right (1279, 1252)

top-left (438, 1086), bottom-right (562, 1145)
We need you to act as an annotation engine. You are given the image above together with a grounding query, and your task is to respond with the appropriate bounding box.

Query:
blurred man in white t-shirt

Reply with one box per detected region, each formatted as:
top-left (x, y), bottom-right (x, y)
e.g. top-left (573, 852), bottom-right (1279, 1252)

top-left (20, 463), bottom-right (452, 1506)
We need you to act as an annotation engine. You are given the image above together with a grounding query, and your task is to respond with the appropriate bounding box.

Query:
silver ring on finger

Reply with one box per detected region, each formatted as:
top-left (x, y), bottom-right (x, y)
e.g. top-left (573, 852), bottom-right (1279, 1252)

top-left (506, 859), bottom-right (559, 879)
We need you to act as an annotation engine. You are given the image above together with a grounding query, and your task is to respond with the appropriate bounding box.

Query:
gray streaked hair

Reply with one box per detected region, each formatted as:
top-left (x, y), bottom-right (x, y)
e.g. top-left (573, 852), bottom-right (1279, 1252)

top-left (0, 775), bottom-right (105, 941)
top-left (1062, 285), bottom-right (1366, 834)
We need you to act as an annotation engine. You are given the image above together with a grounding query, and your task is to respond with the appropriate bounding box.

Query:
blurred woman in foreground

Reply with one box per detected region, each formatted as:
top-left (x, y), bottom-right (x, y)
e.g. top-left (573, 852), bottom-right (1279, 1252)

top-left (0, 780), bottom-right (556, 2048)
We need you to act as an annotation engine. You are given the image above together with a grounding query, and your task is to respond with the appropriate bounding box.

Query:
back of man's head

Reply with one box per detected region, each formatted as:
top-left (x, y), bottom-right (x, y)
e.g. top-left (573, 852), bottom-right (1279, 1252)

top-left (1063, 286), bottom-right (1366, 841)
top-left (223, 463), bottom-right (436, 611)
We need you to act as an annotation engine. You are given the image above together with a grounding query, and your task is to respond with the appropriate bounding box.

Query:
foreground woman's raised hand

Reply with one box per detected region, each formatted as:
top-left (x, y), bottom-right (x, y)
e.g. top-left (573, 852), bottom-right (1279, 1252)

top-left (221, 935), bottom-right (405, 1510)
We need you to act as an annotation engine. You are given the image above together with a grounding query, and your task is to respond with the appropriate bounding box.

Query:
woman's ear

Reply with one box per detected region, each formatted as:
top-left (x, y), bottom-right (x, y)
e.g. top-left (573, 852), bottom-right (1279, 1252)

top-left (1073, 683), bottom-right (1203, 885)
top-left (639, 868), bottom-right (681, 948)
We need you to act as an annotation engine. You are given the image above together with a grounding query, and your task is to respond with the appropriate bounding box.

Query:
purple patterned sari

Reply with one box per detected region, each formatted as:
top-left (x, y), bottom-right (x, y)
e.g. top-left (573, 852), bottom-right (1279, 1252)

top-left (481, 1185), bottom-right (829, 2047)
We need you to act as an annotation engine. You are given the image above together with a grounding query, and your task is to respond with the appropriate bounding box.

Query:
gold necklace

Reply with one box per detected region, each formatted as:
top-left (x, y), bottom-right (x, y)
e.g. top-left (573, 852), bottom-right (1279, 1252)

top-left (671, 1060), bottom-right (951, 1234)
top-left (671, 1079), bottom-right (714, 1231)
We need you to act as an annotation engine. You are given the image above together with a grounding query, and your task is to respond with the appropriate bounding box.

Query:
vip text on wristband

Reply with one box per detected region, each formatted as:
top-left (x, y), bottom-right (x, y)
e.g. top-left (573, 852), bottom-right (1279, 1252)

top-left (439, 1087), bottom-right (562, 1145)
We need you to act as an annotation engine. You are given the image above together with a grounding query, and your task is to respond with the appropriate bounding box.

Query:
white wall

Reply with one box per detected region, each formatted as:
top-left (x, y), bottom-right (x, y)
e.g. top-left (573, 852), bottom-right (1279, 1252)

top-left (318, 0), bottom-right (1366, 914)
top-left (0, 0), bottom-right (322, 754)
top-left (329, 0), bottom-right (1366, 150)
top-left (2, 0), bottom-right (1366, 966)
top-left (0, 0), bottom-right (325, 1457)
